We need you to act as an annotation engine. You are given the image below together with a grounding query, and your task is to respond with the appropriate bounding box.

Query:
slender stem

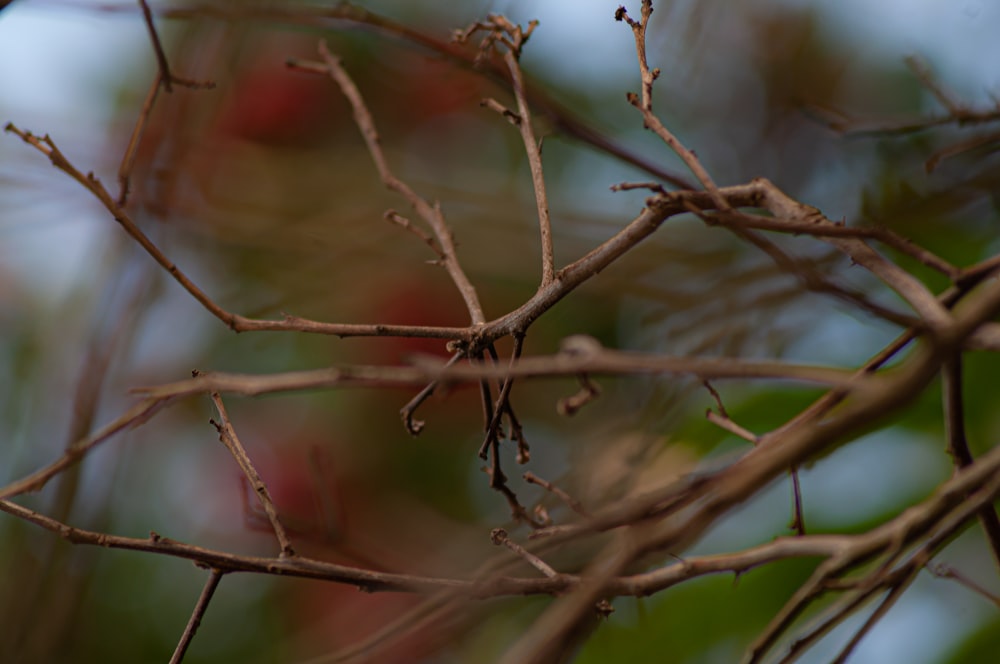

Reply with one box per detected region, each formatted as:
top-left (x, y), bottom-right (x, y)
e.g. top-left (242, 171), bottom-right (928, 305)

top-left (168, 569), bottom-right (224, 664)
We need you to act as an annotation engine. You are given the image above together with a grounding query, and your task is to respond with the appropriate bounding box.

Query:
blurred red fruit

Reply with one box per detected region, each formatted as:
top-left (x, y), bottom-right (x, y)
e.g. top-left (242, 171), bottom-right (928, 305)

top-left (213, 64), bottom-right (341, 145)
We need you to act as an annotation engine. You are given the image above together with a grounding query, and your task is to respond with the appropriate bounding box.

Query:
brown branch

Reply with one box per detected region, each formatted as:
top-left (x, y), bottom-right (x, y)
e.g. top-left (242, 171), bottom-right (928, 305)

top-left (492, 528), bottom-right (561, 579)
top-left (905, 55), bottom-right (966, 117)
top-left (477, 338), bottom-right (542, 527)
top-left (704, 382), bottom-right (806, 535)
top-left (942, 357), bottom-right (1000, 569)
top-left (114, 1), bottom-right (695, 189)
top-left (117, 73), bottom-right (161, 205)
top-left (297, 42), bottom-right (486, 325)
top-left (928, 563), bottom-right (1000, 608)
top-left (789, 468), bottom-right (807, 536)
top-left (139, 0), bottom-right (174, 92)
top-left (702, 207), bottom-right (959, 279)
top-left (677, 183), bottom-right (928, 329)
top-left (0, 396), bottom-right (172, 500)
top-left (385, 210), bottom-right (445, 260)
top-left (0, 499), bottom-right (497, 594)
top-left (556, 373), bottom-right (602, 416)
top-left (781, 466), bottom-right (994, 664)
top-left (711, 180), bottom-right (953, 333)
top-left (168, 569), bottom-right (224, 664)
top-left (400, 351), bottom-right (464, 436)
top-left (618, 2), bottom-right (729, 211)
top-left (209, 393), bottom-right (295, 557)
top-left (506, 274), bottom-right (1000, 664)
top-left (3, 452), bottom-right (998, 625)
top-left (748, 439), bottom-right (1000, 662)
top-left (524, 472), bottom-right (590, 519)
top-left (925, 129), bottom-right (1000, 172)
top-left (131, 346), bottom-right (873, 405)
top-left (478, 337), bottom-right (525, 460)
top-left (704, 381), bottom-right (758, 443)
top-left (9, 124), bottom-right (452, 340)
top-left (17, 119), bottom-right (927, 354)
top-left (811, 56), bottom-right (1000, 137)
top-left (457, 16), bottom-right (555, 287)
top-left (705, 410), bottom-right (758, 444)
top-left (138, 0), bottom-right (214, 91)
top-left (787, 568), bottom-right (915, 664)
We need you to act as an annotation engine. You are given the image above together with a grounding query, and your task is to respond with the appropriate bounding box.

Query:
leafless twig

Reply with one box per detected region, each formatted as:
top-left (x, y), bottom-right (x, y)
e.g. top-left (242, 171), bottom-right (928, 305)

top-left (457, 16), bottom-right (555, 287)
top-left (209, 392), bottom-right (295, 557)
top-left (168, 569), bottom-right (224, 664)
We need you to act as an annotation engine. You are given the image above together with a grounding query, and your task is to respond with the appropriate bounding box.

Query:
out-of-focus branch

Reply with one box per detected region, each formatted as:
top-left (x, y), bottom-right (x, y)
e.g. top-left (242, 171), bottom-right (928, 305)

top-left (0, 397), bottom-right (171, 500)
top-left (131, 344), bottom-right (871, 403)
top-left (942, 357), bottom-right (1000, 569)
top-left (809, 56), bottom-right (1000, 137)
top-left (695, 179), bottom-right (954, 333)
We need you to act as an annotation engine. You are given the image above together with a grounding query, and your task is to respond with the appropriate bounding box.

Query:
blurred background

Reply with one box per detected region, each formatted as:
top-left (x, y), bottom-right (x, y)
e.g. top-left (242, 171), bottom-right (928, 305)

top-left (1, 0), bottom-right (999, 662)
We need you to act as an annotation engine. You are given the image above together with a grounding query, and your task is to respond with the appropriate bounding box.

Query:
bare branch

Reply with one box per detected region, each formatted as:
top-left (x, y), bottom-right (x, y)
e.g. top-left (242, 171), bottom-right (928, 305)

top-left (457, 16), bottom-right (555, 287)
top-left (169, 569), bottom-right (224, 664)
top-left (492, 528), bottom-right (561, 579)
top-left (618, 2), bottom-right (728, 210)
top-left (293, 42), bottom-right (487, 325)
top-left (942, 358), bottom-right (1000, 569)
top-left (209, 393), bottom-right (295, 557)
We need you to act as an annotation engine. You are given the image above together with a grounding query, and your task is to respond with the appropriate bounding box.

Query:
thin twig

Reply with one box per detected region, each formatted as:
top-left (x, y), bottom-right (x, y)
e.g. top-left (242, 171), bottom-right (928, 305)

top-left (131, 349), bottom-right (874, 404)
top-left (704, 380), bottom-right (759, 443)
top-left (139, 0), bottom-right (174, 92)
top-left (3, 454), bottom-right (1000, 606)
top-left (524, 472), bottom-right (590, 518)
top-left (400, 351), bottom-right (464, 436)
top-left (617, 2), bottom-right (729, 211)
top-left (707, 180), bottom-right (953, 333)
top-left (905, 55), bottom-right (965, 116)
top-left (706, 410), bottom-right (758, 444)
top-left (458, 17), bottom-right (555, 287)
top-left (942, 356), bottom-right (1000, 569)
top-left (385, 210), bottom-right (445, 260)
top-left (928, 563), bottom-right (1000, 608)
top-left (925, 129), bottom-right (1000, 173)
top-left (491, 528), bottom-right (561, 578)
top-left (112, 1), bottom-right (695, 188)
top-left (0, 396), bottom-right (172, 500)
top-left (117, 73), bottom-right (161, 205)
top-left (303, 42), bottom-right (486, 325)
top-left (789, 468), bottom-right (806, 536)
top-left (556, 374), bottom-right (602, 416)
top-left (209, 393), bottom-right (295, 557)
top-left (168, 569), bottom-right (224, 664)
top-left (138, 0), bottom-right (215, 91)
